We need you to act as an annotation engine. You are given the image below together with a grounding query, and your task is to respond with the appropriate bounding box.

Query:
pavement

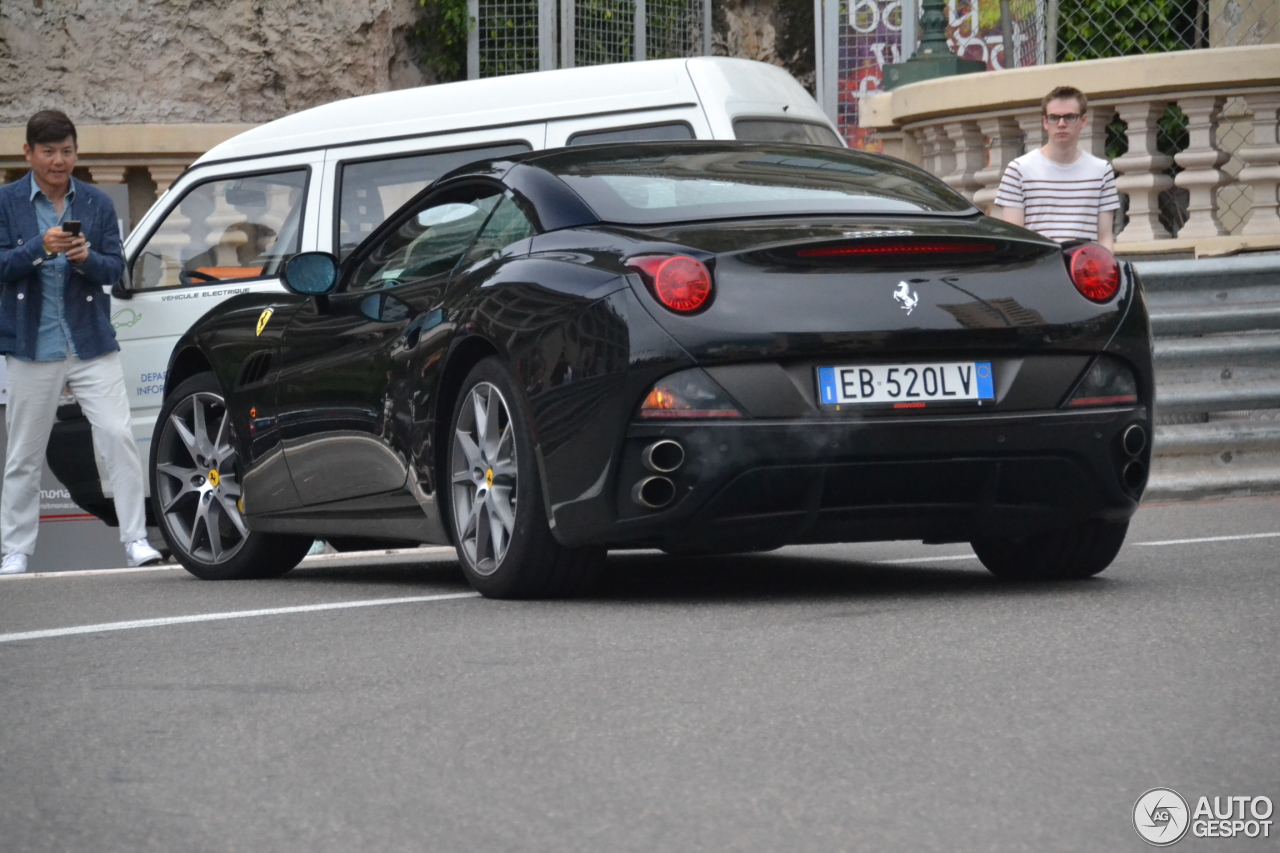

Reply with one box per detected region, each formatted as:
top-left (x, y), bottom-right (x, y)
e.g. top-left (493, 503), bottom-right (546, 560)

top-left (1, 496), bottom-right (1277, 852)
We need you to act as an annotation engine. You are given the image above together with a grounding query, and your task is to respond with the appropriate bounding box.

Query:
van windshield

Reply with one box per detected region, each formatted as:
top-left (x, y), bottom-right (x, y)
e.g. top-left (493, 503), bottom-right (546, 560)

top-left (535, 143), bottom-right (976, 224)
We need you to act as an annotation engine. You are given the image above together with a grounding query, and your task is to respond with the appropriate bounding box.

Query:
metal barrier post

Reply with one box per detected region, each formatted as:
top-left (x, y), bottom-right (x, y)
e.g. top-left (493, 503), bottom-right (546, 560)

top-left (467, 0), bottom-right (480, 79)
top-left (635, 0), bottom-right (647, 62)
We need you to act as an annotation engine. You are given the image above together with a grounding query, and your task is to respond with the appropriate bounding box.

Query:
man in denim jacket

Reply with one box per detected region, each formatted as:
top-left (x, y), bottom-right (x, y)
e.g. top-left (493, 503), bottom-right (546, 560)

top-left (0, 110), bottom-right (161, 573)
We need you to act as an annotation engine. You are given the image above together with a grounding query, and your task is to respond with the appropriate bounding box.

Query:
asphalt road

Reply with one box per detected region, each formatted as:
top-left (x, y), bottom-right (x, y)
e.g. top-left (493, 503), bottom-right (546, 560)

top-left (2, 496), bottom-right (1277, 853)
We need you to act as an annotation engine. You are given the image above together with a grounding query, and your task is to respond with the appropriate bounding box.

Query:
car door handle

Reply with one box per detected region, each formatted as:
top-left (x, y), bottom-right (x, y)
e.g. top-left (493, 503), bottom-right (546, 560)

top-left (397, 309), bottom-right (445, 351)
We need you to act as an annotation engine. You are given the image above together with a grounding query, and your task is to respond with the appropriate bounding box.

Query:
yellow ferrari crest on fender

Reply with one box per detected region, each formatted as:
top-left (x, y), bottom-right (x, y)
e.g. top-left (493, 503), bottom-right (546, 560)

top-left (256, 308), bottom-right (274, 336)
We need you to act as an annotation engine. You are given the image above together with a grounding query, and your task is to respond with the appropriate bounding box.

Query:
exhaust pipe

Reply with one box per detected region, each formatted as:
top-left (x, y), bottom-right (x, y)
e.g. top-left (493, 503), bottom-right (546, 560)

top-left (642, 440), bottom-right (685, 473)
top-left (1122, 460), bottom-right (1147, 492)
top-left (1122, 424), bottom-right (1147, 456)
top-left (632, 476), bottom-right (676, 509)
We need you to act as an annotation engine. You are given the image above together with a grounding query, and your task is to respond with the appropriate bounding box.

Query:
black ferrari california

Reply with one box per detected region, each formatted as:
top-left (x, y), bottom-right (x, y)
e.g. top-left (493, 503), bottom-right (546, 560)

top-left (151, 142), bottom-right (1152, 596)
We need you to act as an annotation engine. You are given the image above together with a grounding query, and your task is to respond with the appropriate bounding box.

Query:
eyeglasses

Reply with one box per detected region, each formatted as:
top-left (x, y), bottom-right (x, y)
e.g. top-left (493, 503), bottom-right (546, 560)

top-left (1045, 113), bottom-right (1083, 125)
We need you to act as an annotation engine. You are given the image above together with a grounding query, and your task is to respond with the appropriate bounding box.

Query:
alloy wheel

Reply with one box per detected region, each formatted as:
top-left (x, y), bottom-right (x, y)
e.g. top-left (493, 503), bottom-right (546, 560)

top-left (451, 381), bottom-right (518, 575)
top-left (154, 391), bottom-right (247, 564)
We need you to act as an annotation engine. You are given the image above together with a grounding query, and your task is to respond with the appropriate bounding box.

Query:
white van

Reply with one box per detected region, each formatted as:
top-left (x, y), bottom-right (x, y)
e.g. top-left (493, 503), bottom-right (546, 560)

top-left (49, 57), bottom-right (841, 528)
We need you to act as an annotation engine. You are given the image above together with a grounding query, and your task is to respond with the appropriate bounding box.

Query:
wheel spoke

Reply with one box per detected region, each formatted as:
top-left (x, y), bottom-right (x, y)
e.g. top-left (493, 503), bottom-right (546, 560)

top-left (204, 500), bottom-right (224, 563)
top-left (156, 460), bottom-right (196, 484)
top-left (472, 390), bottom-right (489, 449)
top-left (219, 479), bottom-right (241, 498)
top-left (191, 397), bottom-right (211, 456)
top-left (487, 502), bottom-right (506, 562)
top-left (169, 413), bottom-right (201, 459)
top-left (458, 489), bottom-right (481, 540)
top-left (218, 446), bottom-right (237, 471)
top-left (475, 502), bottom-right (493, 566)
top-left (454, 429), bottom-right (484, 474)
top-left (161, 483), bottom-right (197, 514)
top-left (488, 484), bottom-right (515, 534)
top-left (483, 388), bottom-right (503, 459)
top-left (218, 494), bottom-right (248, 537)
top-left (492, 423), bottom-right (515, 477)
top-left (213, 409), bottom-right (231, 456)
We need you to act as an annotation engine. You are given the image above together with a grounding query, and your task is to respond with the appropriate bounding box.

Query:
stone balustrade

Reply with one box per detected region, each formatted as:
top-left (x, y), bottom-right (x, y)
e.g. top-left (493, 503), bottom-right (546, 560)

top-left (860, 45), bottom-right (1280, 257)
top-left (0, 123), bottom-right (256, 233)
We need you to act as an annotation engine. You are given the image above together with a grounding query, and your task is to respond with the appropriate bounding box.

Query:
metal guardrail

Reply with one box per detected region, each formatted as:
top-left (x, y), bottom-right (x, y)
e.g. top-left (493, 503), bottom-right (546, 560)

top-left (1136, 252), bottom-right (1280, 501)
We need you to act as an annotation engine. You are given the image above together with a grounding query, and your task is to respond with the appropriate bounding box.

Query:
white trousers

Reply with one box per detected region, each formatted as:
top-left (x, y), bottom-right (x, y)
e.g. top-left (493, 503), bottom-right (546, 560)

top-left (2, 351), bottom-right (147, 555)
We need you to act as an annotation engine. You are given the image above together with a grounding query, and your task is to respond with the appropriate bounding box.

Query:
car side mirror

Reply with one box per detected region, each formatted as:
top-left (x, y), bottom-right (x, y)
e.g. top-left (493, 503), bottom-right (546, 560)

top-left (281, 252), bottom-right (340, 296)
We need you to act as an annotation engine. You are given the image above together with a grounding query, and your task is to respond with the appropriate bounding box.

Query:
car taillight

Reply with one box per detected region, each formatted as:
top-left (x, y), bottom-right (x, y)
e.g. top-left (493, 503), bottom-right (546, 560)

top-left (1065, 243), bottom-right (1120, 302)
top-left (625, 255), bottom-right (713, 313)
top-left (638, 369), bottom-right (742, 419)
top-left (796, 240), bottom-right (996, 258)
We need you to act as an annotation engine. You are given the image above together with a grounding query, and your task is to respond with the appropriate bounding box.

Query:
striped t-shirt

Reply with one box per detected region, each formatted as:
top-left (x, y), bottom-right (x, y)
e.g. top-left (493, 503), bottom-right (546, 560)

top-left (995, 149), bottom-right (1120, 243)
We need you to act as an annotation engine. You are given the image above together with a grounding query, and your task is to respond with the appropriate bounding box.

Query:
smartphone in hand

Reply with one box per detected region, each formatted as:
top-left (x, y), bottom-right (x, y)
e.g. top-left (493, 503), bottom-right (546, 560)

top-left (62, 220), bottom-right (82, 236)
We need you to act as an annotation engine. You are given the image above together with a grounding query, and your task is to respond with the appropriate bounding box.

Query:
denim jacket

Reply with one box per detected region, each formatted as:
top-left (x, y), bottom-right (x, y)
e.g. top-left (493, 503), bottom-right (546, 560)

top-left (0, 174), bottom-right (124, 361)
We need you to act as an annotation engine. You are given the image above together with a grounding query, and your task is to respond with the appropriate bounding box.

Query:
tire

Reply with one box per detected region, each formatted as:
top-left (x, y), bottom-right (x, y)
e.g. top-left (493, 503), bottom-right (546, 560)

top-left (446, 357), bottom-right (604, 598)
top-left (972, 519), bottom-right (1129, 581)
top-left (150, 372), bottom-right (312, 580)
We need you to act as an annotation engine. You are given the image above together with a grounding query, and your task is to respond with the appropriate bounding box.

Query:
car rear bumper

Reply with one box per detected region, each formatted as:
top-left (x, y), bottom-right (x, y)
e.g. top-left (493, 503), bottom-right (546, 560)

top-left (549, 405), bottom-right (1151, 550)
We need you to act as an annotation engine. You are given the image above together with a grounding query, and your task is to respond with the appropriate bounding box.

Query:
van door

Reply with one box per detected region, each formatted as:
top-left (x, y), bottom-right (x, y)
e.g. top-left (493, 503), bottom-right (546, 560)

top-left (111, 153), bottom-right (324, 471)
top-left (546, 110), bottom-right (711, 147)
top-left (317, 125), bottom-right (546, 259)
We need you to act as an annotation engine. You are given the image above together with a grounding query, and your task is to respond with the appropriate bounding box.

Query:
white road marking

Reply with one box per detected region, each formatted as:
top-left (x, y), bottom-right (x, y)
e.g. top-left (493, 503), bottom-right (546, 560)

top-left (0, 545), bottom-right (460, 581)
top-left (1134, 531), bottom-right (1280, 547)
top-left (0, 591), bottom-right (481, 644)
top-left (879, 554), bottom-right (977, 564)
top-left (0, 565), bottom-right (186, 580)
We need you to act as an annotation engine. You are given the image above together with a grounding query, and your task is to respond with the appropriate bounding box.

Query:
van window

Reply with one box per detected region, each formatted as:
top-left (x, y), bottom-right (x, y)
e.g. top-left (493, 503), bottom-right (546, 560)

top-left (567, 122), bottom-right (695, 146)
top-left (337, 143), bottom-right (531, 259)
top-left (733, 119), bottom-right (843, 147)
top-left (132, 169), bottom-right (307, 290)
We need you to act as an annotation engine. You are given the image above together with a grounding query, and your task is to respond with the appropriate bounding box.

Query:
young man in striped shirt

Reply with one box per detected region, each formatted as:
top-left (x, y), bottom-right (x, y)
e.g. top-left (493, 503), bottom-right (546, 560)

top-left (996, 86), bottom-right (1120, 250)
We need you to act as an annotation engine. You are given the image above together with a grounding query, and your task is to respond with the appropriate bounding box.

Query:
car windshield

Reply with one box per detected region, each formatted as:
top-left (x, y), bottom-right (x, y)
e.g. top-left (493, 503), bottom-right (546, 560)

top-left (535, 143), bottom-right (976, 224)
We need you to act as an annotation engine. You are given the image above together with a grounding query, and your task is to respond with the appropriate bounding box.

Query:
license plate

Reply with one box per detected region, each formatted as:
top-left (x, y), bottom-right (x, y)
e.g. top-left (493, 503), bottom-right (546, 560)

top-left (817, 362), bottom-right (994, 407)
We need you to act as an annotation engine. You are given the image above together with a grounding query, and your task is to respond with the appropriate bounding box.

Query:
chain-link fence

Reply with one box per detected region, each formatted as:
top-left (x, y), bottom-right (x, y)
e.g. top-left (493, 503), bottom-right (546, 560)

top-left (474, 0), bottom-right (543, 76)
top-left (469, 0), bottom-right (709, 78)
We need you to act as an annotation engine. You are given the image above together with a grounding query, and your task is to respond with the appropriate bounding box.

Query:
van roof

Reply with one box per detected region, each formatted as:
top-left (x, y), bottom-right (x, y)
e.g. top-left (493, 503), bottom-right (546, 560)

top-left (195, 57), bottom-right (831, 166)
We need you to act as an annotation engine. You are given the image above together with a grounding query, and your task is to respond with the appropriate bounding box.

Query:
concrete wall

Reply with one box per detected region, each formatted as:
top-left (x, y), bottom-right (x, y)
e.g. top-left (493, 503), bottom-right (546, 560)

top-left (0, 0), bottom-right (427, 126)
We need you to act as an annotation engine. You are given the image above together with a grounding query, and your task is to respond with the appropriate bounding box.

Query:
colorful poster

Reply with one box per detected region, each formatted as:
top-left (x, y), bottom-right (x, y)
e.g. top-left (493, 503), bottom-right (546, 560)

top-left (838, 0), bottom-right (1044, 150)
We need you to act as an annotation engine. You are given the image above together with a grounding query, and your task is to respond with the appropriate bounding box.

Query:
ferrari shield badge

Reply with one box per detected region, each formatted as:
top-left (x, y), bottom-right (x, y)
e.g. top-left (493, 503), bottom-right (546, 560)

top-left (256, 308), bottom-right (274, 336)
top-left (893, 282), bottom-right (919, 315)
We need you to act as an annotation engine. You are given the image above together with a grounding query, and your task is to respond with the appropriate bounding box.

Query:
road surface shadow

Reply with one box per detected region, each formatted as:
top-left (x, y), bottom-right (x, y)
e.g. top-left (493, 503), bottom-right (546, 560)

top-left (589, 549), bottom-right (1115, 603)
top-left (266, 546), bottom-right (1117, 603)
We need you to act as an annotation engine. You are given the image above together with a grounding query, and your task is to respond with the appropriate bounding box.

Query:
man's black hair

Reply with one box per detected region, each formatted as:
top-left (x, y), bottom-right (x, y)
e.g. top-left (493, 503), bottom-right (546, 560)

top-left (26, 110), bottom-right (78, 147)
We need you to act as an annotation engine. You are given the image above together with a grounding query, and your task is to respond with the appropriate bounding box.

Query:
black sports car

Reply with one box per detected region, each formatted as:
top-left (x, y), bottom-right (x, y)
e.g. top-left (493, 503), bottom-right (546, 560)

top-left (151, 142), bottom-right (1152, 596)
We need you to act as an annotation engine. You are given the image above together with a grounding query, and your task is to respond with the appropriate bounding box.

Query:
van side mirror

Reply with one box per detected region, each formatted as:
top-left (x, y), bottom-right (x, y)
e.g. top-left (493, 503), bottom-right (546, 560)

top-left (281, 252), bottom-right (340, 296)
top-left (112, 273), bottom-right (132, 301)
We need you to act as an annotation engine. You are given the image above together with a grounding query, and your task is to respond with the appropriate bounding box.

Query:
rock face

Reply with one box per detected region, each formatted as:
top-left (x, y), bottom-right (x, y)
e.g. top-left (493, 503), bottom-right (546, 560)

top-left (715, 0), bottom-right (815, 93)
top-left (0, 0), bottom-right (428, 125)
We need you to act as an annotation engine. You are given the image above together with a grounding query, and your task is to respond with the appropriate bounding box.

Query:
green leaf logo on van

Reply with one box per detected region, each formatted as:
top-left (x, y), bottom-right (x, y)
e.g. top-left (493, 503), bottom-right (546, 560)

top-left (111, 308), bottom-right (142, 329)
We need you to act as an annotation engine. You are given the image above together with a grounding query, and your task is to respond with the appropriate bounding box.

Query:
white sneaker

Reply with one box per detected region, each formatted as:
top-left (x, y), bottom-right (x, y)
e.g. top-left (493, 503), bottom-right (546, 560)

top-left (126, 539), bottom-right (164, 568)
top-left (0, 553), bottom-right (29, 574)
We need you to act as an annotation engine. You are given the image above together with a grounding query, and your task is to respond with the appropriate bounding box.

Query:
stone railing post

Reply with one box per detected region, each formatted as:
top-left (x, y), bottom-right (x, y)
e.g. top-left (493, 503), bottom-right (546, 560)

top-left (941, 120), bottom-right (987, 201)
top-left (1237, 91), bottom-right (1280, 236)
top-left (918, 123), bottom-right (956, 183)
top-left (1113, 101), bottom-right (1175, 242)
top-left (148, 164), bottom-right (188, 195)
top-left (87, 165), bottom-right (129, 185)
top-left (974, 116), bottom-right (1022, 213)
top-left (1174, 96), bottom-right (1230, 238)
top-left (1013, 110), bottom-right (1043, 155)
top-left (1079, 105), bottom-right (1116, 159)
